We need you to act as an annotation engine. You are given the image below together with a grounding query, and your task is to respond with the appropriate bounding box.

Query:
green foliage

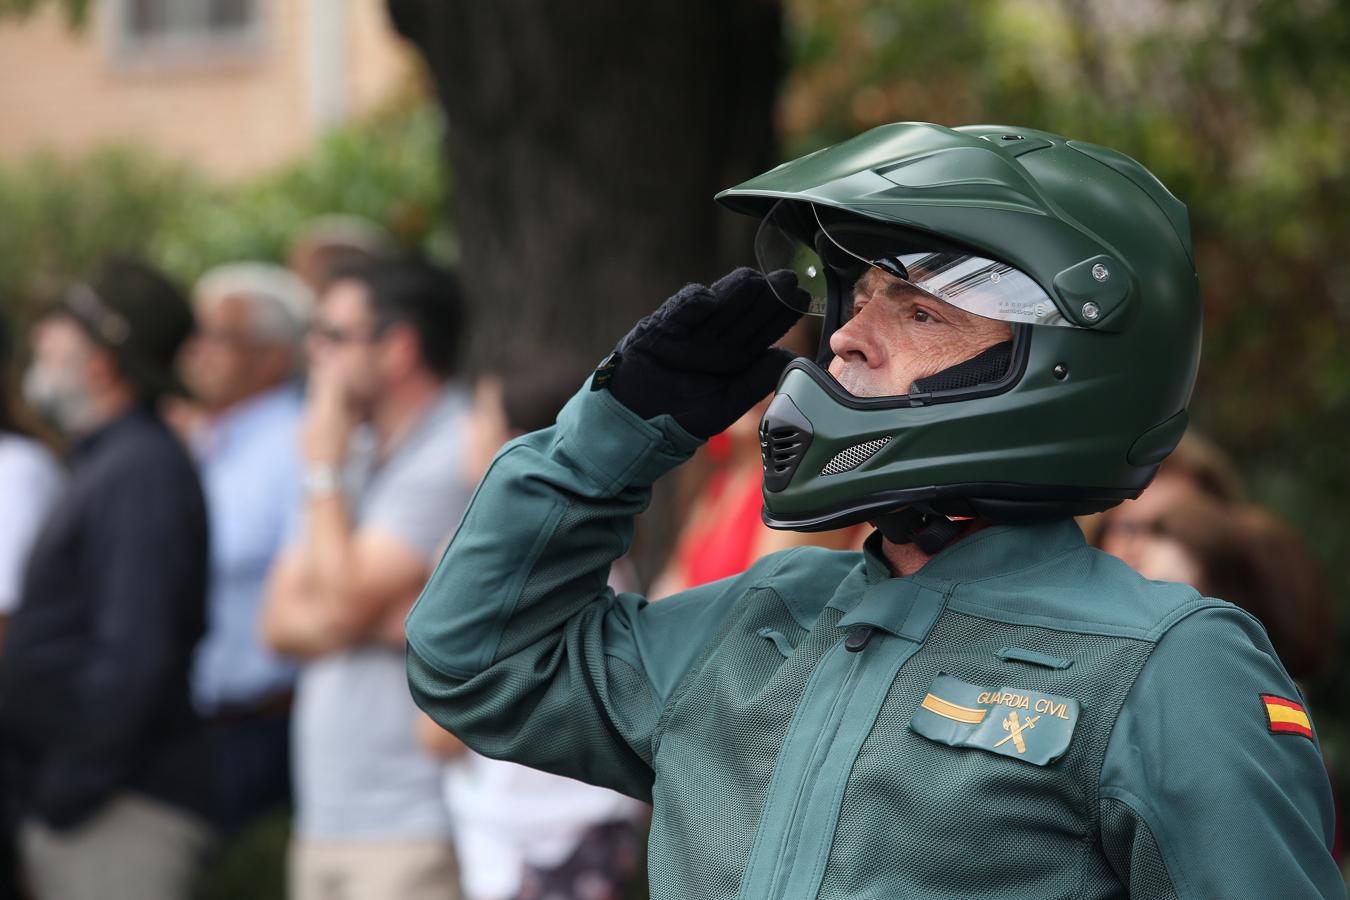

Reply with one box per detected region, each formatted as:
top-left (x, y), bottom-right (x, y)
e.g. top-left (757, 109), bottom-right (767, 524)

top-left (0, 147), bottom-right (203, 313)
top-left (0, 0), bottom-right (89, 28)
top-left (158, 99), bottom-right (452, 281)
top-left (0, 98), bottom-right (450, 320)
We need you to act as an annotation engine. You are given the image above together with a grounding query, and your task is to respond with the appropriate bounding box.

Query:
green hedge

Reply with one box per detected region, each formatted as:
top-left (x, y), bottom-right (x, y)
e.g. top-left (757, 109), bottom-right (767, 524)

top-left (0, 96), bottom-right (450, 320)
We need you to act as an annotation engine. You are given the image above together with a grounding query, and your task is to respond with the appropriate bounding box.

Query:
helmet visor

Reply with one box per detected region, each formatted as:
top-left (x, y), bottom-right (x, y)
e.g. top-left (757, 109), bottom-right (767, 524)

top-left (753, 200), bottom-right (829, 315)
top-left (755, 201), bottom-right (1071, 327)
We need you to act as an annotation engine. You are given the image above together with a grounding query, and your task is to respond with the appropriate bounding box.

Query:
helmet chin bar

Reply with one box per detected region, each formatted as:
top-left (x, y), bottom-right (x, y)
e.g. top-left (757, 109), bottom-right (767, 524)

top-left (758, 354), bottom-right (1150, 534)
top-left (777, 338), bottom-right (1019, 546)
top-left (757, 464), bottom-right (1141, 532)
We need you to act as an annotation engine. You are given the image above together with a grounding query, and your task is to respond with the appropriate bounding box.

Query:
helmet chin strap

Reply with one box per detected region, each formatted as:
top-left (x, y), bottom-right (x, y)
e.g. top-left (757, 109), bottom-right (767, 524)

top-left (872, 506), bottom-right (968, 555)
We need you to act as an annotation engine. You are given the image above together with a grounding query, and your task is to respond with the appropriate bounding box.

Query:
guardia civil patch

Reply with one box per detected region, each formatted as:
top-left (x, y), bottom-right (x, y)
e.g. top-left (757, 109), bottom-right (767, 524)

top-left (1261, 694), bottom-right (1314, 740)
top-left (909, 672), bottom-right (1080, 766)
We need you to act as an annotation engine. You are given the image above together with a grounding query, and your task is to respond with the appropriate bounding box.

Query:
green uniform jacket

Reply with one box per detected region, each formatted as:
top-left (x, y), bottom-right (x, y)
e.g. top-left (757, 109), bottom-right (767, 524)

top-left (407, 385), bottom-right (1344, 899)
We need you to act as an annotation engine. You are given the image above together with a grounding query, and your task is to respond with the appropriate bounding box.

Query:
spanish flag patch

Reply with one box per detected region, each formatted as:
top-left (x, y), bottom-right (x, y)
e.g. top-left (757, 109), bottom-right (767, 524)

top-left (1262, 694), bottom-right (1314, 740)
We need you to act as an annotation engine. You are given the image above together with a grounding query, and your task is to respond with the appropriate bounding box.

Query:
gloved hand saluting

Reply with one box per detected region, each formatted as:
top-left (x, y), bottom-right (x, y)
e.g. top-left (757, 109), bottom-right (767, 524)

top-left (598, 267), bottom-right (807, 440)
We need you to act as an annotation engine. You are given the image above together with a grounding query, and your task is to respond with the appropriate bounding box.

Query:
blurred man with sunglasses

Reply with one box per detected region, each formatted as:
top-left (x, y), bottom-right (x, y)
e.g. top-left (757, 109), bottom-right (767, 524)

top-left (263, 256), bottom-right (471, 900)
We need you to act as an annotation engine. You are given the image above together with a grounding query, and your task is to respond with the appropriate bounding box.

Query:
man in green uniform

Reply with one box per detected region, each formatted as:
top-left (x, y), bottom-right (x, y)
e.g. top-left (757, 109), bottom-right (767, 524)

top-left (406, 123), bottom-right (1344, 898)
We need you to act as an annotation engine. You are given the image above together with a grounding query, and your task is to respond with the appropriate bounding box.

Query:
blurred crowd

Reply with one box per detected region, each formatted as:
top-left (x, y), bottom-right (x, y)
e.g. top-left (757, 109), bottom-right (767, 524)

top-left (0, 219), bottom-right (651, 900)
top-left (0, 218), bottom-right (1340, 899)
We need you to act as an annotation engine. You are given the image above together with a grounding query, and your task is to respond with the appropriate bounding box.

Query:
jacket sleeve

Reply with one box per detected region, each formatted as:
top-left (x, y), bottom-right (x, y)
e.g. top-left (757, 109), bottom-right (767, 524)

top-left (1098, 603), bottom-right (1344, 899)
top-left (405, 384), bottom-right (765, 801)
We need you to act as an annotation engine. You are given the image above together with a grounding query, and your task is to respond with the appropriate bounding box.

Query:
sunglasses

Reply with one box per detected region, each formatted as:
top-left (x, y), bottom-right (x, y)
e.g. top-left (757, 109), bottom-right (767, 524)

top-left (307, 322), bottom-right (382, 346)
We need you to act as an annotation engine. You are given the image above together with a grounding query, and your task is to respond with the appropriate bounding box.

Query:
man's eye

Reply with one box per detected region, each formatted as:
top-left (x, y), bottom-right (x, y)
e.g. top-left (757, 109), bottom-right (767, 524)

top-left (914, 308), bottom-right (932, 323)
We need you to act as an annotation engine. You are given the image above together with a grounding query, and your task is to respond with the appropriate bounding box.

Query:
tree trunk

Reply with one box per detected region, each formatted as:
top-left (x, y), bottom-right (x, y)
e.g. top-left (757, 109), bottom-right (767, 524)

top-left (387, 0), bottom-right (783, 583)
top-left (387, 0), bottom-right (783, 364)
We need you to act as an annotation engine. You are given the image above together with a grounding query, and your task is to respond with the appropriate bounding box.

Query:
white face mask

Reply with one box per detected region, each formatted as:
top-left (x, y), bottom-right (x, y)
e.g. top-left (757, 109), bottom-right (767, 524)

top-left (22, 361), bottom-right (96, 436)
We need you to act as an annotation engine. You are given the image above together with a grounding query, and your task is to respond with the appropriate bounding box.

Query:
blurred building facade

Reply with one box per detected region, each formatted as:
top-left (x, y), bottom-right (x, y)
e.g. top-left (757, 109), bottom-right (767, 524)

top-left (0, 0), bottom-right (411, 179)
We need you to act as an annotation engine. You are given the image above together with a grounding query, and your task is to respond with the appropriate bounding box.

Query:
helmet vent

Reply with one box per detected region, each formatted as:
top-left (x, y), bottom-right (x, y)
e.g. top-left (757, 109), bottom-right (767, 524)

top-left (760, 393), bottom-right (815, 493)
top-left (762, 423), bottom-right (806, 474)
top-left (820, 436), bottom-right (892, 476)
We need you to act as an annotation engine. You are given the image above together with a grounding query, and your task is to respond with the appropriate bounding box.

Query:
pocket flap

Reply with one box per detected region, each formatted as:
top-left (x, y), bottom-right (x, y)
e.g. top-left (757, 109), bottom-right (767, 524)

top-left (909, 672), bottom-right (1080, 766)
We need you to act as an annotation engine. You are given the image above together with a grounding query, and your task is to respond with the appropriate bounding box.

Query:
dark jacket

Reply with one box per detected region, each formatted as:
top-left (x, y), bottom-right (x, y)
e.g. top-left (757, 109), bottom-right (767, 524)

top-left (0, 407), bottom-right (210, 829)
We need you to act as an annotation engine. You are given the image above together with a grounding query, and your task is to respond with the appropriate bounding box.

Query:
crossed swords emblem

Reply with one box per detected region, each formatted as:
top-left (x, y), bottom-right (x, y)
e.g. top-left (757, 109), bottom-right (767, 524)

top-left (994, 711), bottom-right (1040, 753)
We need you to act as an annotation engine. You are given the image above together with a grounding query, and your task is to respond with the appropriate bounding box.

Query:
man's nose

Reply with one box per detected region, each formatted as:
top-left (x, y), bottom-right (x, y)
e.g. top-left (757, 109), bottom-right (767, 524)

top-left (827, 306), bottom-right (885, 369)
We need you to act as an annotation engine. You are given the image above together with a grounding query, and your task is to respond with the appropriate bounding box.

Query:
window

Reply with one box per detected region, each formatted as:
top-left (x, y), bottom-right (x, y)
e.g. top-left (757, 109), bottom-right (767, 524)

top-left (111, 0), bottom-right (263, 63)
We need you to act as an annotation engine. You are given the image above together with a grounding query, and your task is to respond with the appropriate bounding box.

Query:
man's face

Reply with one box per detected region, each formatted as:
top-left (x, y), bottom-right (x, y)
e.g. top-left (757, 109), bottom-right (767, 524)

top-left (1097, 472), bottom-right (1209, 567)
top-left (306, 278), bottom-right (383, 420)
top-left (22, 314), bottom-right (104, 434)
top-left (827, 268), bottom-right (1012, 397)
top-left (180, 295), bottom-right (292, 412)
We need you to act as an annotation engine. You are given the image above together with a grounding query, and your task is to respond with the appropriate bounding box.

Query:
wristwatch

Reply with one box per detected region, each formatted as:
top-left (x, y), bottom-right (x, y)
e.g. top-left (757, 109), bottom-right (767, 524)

top-left (302, 464), bottom-right (343, 499)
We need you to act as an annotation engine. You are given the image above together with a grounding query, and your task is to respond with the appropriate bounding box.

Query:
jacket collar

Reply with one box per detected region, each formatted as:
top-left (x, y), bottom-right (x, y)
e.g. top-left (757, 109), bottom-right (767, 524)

top-left (831, 519), bottom-right (1086, 640)
top-left (863, 518), bottom-right (1085, 588)
top-left (71, 404), bottom-right (156, 461)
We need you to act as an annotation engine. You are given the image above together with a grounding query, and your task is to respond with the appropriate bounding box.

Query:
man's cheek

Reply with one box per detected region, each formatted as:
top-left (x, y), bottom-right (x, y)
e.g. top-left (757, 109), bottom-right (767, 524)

top-left (907, 339), bottom-right (966, 384)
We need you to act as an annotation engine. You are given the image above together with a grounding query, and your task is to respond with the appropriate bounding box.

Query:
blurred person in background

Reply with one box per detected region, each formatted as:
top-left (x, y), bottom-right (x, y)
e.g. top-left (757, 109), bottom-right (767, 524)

top-left (0, 310), bottom-right (64, 647)
top-left (1087, 431), bottom-right (1241, 546)
top-left (0, 259), bottom-right (212, 900)
top-left (262, 256), bottom-right (470, 900)
top-left (419, 350), bottom-right (647, 900)
top-left (1100, 497), bottom-right (1334, 684)
top-left (287, 214), bottom-right (396, 295)
top-left (1234, 505), bottom-right (1336, 686)
top-left (0, 310), bottom-right (64, 900)
top-left (179, 263), bottom-right (313, 837)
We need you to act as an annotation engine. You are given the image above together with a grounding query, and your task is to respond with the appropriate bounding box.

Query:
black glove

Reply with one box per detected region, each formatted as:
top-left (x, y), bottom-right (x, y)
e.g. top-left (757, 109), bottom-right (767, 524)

top-left (602, 267), bottom-right (806, 439)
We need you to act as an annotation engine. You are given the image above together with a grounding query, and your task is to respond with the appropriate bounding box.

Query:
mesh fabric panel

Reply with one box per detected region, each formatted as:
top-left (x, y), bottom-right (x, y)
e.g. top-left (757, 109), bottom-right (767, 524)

top-left (645, 592), bottom-right (829, 900)
top-left (821, 436), bottom-right (892, 476)
top-left (1099, 796), bottom-right (1181, 899)
top-left (815, 607), bottom-right (1154, 899)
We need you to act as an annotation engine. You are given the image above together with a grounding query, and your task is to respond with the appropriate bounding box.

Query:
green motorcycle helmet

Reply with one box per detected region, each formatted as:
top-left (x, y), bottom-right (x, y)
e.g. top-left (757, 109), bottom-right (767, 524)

top-left (715, 122), bottom-right (1201, 532)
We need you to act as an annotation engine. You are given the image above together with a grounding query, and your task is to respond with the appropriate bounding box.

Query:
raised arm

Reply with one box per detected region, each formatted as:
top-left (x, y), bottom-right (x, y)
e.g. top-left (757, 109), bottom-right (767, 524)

top-left (406, 269), bottom-right (804, 799)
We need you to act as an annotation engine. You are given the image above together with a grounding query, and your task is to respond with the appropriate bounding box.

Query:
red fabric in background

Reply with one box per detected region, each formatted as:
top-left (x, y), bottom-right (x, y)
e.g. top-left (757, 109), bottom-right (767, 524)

top-left (673, 468), bottom-right (764, 589)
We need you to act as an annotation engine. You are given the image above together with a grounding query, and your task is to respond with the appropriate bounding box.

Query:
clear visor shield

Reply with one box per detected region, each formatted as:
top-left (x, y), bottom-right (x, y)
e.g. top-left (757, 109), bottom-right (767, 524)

top-left (753, 200), bottom-right (1070, 327)
top-left (752, 201), bottom-right (830, 316)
